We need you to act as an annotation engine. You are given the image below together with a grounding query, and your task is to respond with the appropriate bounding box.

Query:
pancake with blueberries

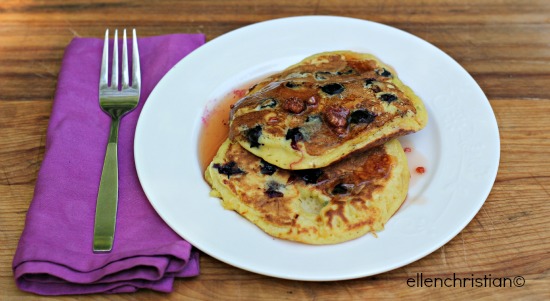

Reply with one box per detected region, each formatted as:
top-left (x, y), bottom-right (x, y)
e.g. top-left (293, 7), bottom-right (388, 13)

top-left (229, 51), bottom-right (427, 170)
top-left (205, 138), bottom-right (409, 245)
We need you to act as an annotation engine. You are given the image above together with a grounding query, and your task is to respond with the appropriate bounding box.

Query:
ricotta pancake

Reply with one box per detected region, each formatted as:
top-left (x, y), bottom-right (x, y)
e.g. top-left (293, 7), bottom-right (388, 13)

top-left (205, 138), bottom-right (409, 245)
top-left (229, 51), bottom-right (427, 170)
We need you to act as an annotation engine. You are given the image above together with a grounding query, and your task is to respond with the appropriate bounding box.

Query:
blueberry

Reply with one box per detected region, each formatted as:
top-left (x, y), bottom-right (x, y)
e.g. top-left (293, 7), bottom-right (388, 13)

top-left (377, 68), bottom-right (392, 77)
top-left (293, 169), bottom-right (324, 184)
top-left (331, 183), bottom-right (349, 195)
top-left (285, 127), bottom-right (304, 150)
top-left (350, 110), bottom-right (376, 124)
top-left (364, 78), bottom-right (376, 86)
top-left (321, 83), bottom-right (345, 95)
top-left (260, 160), bottom-right (277, 175)
top-left (285, 81), bottom-right (300, 88)
top-left (265, 181), bottom-right (284, 198)
top-left (265, 189), bottom-right (285, 198)
top-left (246, 125), bottom-right (262, 148)
top-left (314, 71), bottom-right (332, 81)
top-left (266, 189), bottom-right (284, 198)
top-left (213, 161), bottom-right (244, 178)
top-left (379, 93), bottom-right (398, 103)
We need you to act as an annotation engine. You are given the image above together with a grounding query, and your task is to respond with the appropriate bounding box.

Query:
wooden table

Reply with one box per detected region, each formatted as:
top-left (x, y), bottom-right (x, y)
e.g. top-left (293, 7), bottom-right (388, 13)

top-left (1, 0), bottom-right (549, 300)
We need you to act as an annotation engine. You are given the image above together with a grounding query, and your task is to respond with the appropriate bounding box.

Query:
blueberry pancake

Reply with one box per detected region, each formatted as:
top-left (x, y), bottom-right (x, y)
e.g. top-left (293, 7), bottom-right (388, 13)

top-left (229, 51), bottom-right (427, 170)
top-left (205, 138), bottom-right (409, 245)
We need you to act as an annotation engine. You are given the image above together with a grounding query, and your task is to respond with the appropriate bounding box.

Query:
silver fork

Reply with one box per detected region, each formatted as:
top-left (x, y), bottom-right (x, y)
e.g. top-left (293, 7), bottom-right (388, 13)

top-left (93, 29), bottom-right (141, 252)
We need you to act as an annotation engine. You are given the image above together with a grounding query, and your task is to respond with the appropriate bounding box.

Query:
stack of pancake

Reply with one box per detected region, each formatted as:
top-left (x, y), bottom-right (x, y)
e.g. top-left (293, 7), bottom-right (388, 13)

top-left (205, 51), bottom-right (427, 244)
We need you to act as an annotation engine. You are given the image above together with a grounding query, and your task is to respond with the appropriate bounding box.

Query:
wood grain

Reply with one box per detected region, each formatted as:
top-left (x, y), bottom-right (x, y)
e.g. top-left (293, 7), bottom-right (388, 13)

top-left (1, 0), bottom-right (549, 300)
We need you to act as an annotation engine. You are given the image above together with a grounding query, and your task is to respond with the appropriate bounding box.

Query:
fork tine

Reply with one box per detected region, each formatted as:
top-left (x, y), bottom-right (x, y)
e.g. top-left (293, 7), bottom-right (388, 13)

top-left (131, 29), bottom-right (141, 89)
top-left (121, 29), bottom-right (129, 89)
top-left (111, 29), bottom-right (119, 90)
top-left (99, 29), bottom-right (109, 89)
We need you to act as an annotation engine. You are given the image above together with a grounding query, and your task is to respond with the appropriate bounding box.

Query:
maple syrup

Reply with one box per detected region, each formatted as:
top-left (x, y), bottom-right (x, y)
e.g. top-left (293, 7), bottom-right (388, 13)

top-left (198, 85), bottom-right (254, 171)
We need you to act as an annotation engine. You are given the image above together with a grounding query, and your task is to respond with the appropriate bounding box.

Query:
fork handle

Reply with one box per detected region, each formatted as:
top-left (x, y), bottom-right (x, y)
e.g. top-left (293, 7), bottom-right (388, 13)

top-left (93, 117), bottom-right (120, 252)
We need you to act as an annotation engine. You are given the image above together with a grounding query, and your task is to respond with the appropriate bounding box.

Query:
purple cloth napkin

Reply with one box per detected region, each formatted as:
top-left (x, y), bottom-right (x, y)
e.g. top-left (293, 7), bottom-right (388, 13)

top-left (12, 33), bottom-right (205, 295)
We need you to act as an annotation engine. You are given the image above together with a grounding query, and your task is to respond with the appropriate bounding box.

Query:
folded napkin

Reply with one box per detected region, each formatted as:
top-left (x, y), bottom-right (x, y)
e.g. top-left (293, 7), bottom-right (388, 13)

top-left (13, 33), bottom-right (205, 295)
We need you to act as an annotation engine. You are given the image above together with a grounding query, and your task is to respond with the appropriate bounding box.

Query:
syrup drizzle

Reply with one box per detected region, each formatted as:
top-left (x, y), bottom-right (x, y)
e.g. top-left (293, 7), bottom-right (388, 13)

top-left (198, 85), bottom-right (253, 172)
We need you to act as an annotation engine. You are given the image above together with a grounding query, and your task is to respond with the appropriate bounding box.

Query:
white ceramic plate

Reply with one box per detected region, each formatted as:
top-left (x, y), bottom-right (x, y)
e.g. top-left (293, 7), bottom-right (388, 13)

top-left (134, 16), bottom-right (499, 281)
